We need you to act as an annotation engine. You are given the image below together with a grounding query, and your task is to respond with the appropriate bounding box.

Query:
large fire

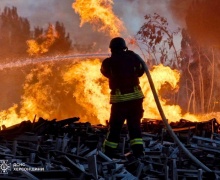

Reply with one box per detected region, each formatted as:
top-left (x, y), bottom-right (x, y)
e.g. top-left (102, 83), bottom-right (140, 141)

top-left (62, 59), bottom-right (110, 123)
top-left (0, 0), bottom-right (219, 129)
top-left (140, 64), bottom-right (200, 122)
top-left (0, 59), bottom-right (207, 128)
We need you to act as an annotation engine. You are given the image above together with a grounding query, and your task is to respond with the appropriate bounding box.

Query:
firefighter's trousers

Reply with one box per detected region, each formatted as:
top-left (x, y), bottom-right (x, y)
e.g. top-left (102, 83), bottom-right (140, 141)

top-left (103, 98), bottom-right (144, 158)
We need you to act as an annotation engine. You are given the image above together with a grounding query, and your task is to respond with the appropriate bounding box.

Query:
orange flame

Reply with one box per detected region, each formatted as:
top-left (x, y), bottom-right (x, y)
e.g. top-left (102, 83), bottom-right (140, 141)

top-left (0, 64), bottom-right (57, 128)
top-left (63, 59), bottom-right (110, 124)
top-left (19, 64), bottom-right (57, 119)
top-left (140, 64), bottom-right (199, 122)
top-left (72, 0), bottom-right (125, 37)
top-left (1, 58), bottom-right (218, 129)
top-left (27, 24), bottom-right (58, 56)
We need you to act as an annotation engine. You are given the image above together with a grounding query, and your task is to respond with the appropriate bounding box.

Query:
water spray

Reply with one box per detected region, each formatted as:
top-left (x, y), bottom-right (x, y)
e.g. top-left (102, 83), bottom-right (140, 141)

top-left (0, 53), bottom-right (109, 70)
top-left (140, 60), bottom-right (212, 172)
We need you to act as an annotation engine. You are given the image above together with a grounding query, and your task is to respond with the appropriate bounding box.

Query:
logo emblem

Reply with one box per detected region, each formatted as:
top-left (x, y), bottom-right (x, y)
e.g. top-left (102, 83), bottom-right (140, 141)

top-left (0, 160), bottom-right (11, 174)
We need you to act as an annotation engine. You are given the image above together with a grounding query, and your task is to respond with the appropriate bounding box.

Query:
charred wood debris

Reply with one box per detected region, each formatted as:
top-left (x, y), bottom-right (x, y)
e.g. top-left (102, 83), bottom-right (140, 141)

top-left (0, 117), bottom-right (219, 180)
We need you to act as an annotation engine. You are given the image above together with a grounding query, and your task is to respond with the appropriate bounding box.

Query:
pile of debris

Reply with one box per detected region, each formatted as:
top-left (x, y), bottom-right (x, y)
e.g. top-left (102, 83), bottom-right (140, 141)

top-left (0, 117), bottom-right (220, 179)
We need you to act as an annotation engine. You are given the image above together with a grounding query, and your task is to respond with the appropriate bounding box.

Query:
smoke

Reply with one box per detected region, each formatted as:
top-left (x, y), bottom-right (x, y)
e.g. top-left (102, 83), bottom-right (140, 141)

top-left (167, 0), bottom-right (192, 26)
top-left (0, 68), bottom-right (25, 110)
top-left (168, 0), bottom-right (220, 48)
top-left (0, 0), bottom-right (109, 52)
top-left (115, 0), bottom-right (179, 36)
top-left (0, 0), bottom-right (183, 52)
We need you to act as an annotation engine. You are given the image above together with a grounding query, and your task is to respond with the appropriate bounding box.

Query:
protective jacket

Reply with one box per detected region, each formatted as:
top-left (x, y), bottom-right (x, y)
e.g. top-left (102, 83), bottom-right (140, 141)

top-left (101, 50), bottom-right (145, 103)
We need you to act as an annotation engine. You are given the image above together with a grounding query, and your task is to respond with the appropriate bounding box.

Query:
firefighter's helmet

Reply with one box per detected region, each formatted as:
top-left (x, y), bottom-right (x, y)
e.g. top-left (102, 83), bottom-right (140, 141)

top-left (109, 37), bottom-right (127, 49)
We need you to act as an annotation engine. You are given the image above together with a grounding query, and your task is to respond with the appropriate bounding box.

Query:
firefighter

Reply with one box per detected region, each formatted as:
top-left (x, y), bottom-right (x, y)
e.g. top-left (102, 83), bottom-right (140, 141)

top-left (101, 37), bottom-right (145, 159)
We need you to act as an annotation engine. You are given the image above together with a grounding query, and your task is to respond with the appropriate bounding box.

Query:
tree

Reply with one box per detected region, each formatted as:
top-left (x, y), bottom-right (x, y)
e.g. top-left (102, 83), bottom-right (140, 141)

top-left (27, 22), bottom-right (72, 56)
top-left (33, 26), bottom-right (44, 39)
top-left (0, 6), bottom-right (31, 59)
top-left (50, 21), bottom-right (72, 53)
top-left (179, 0), bottom-right (220, 113)
top-left (27, 23), bottom-right (57, 56)
top-left (136, 13), bottom-right (181, 69)
top-left (136, 9), bottom-right (220, 114)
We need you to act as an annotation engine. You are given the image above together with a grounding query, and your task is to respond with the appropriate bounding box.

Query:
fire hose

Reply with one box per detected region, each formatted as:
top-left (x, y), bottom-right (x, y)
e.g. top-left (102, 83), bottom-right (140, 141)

top-left (141, 60), bottom-right (212, 172)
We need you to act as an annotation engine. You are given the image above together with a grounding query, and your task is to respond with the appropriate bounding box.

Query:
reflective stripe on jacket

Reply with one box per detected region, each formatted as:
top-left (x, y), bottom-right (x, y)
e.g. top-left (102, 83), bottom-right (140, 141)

top-left (110, 86), bottom-right (144, 103)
